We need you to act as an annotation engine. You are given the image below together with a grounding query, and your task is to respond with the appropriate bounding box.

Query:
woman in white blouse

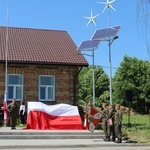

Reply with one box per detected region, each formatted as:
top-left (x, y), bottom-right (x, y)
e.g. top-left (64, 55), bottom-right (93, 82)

top-left (19, 101), bottom-right (25, 125)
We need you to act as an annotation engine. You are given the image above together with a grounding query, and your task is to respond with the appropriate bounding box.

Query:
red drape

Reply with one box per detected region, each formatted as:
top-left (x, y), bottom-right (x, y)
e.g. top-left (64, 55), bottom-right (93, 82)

top-left (26, 111), bottom-right (84, 130)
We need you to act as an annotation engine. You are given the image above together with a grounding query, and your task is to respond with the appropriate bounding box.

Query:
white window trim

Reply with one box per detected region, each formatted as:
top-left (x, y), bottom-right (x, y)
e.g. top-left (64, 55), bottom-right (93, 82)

top-left (39, 75), bottom-right (55, 101)
top-left (7, 74), bottom-right (23, 101)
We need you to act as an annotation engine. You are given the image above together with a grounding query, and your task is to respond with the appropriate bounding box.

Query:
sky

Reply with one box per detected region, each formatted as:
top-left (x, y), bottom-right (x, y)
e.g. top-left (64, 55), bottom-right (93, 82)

top-left (0, 0), bottom-right (149, 76)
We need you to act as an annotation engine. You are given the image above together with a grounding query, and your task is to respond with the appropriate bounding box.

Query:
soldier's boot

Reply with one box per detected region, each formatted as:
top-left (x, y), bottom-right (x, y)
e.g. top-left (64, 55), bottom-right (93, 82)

top-left (116, 137), bottom-right (122, 143)
top-left (103, 136), bottom-right (107, 141)
top-left (112, 136), bottom-right (116, 142)
top-left (105, 136), bottom-right (110, 142)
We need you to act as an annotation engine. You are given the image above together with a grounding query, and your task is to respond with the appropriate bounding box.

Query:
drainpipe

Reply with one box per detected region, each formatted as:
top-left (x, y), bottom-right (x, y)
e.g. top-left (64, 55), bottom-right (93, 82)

top-left (73, 67), bottom-right (83, 106)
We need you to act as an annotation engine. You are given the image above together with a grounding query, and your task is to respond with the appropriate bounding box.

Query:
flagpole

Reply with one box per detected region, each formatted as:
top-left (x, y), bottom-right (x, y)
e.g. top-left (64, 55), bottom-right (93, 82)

top-left (4, 5), bottom-right (9, 126)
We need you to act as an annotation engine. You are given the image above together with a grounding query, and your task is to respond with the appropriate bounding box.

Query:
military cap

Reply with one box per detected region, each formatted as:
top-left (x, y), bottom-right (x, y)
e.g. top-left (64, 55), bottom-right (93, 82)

top-left (116, 104), bottom-right (120, 107)
top-left (102, 103), bottom-right (107, 106)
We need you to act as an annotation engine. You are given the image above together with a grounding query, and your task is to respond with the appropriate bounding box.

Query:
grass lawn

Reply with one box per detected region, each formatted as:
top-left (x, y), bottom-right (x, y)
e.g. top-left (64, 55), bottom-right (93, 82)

top-left (123, 114), bottom-right (150, 143)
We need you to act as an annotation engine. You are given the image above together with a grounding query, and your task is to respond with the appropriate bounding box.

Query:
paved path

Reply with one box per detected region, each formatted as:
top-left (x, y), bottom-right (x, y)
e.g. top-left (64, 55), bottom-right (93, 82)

top-left (0, 139), bottom-right (150, 150)
top-left (0, 140), bottom-right (150, 150)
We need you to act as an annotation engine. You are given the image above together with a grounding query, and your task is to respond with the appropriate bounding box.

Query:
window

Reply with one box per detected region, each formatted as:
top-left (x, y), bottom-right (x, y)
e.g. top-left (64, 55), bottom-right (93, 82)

top-left (7, 74), bottom-right (23, 101)
top-left (39, 75), bottom-right (55, 101)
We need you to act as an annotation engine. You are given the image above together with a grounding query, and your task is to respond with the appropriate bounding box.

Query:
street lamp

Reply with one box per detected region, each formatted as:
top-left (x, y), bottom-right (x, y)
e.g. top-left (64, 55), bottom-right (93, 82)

top-left (91, 26), bottom-right (121, 105)
top-left (78, 40), bottom-right (101, 106)
top-left (97, 0), bottom-right (118, 105)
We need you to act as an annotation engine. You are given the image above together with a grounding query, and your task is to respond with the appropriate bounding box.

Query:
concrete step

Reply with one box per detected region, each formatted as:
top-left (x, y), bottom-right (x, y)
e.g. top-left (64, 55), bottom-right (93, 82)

top-left (0, 127), bottom-right (105, 140)
top-left (0, 130), bottom-right (103, 135)
top-left (0, 134), bottom-right (104, 139)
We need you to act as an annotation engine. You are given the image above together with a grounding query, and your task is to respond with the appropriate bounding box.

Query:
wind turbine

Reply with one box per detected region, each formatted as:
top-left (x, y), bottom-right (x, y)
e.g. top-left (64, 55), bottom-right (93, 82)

top-left (84, 9), bottom-right (100, 27)
top-left (97, 0), bottom-right (117, 105)
top-left (83, 9), bottom-right (100, 106)
top-left (98, 0), bottom-right (116, 13)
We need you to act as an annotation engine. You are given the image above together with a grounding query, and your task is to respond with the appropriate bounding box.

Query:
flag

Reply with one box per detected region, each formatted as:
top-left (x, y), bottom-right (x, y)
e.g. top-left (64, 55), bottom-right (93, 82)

top-left (3, 92), bottom-right (8, 123)
top-left (26, 102), bottom-right (84, 130)
top-left (85, 106), bottom-right (102, 132)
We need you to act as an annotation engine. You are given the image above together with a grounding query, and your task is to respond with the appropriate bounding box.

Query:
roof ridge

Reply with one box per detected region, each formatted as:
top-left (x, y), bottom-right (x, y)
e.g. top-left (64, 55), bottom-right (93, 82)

top-left (0, 26), bottom-right (67, 32)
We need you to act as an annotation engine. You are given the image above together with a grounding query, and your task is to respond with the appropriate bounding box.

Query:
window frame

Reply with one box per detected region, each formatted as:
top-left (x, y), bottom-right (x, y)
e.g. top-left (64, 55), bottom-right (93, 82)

top-left (39, 75), bottom-right (55, 101)
top-left (7, 74), bottom-right (23, 101)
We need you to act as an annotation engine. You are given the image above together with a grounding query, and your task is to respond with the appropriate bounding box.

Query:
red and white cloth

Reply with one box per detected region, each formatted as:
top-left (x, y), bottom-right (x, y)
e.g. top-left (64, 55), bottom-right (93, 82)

top-left (26, 102), bottom-right (84, 130)
top-left (84, 106), bottom-right (102, 132)
top-left (3, 92), bottom-right (8, 123)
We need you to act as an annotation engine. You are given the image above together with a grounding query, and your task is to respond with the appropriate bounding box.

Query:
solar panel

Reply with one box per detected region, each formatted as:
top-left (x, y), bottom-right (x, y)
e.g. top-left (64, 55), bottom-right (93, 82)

top-left (77, 40), bottom-right (101, 51)
top-left (91, 25), bottom-right (121, 40)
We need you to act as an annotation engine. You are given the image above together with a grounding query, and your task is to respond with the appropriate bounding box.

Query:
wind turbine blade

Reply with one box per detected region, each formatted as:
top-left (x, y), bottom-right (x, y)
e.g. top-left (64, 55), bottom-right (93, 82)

top-left (92, 20), bottom-right (96, 26)
top-left (109, 5), bottom-right (116, 11)
top-left (97, 2), bottom-right (106, 5)
top-left (110, 0), bottom-right (116, 4)
top-left (93, 14), bottom-right (100, 18)
top-left (84, 16), bottom-right (90, 19)
top-left (86, 20), bottom-right (91, 27)
top-left (102, 5), bottom-right (107, 13)
top-left (91, 9), bottom-right (93, 17)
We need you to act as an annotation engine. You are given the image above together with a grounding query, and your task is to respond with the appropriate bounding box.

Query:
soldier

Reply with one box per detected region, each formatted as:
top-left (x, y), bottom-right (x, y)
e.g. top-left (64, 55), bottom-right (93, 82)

top-left (101, 103), bottom-right (109, 141)
top-left (7, 99), bottom-right (18, 130)
top-left (107, 104), bottom-right (115, 142)
top-left (0, 102), bottom-right (4, 126)
top-left (114, 104), bottom-right (123, 143)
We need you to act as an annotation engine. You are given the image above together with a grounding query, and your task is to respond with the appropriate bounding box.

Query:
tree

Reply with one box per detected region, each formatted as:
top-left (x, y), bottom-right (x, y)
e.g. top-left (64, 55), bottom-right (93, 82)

top-left (78, 66), bottom-right (109, 106)
top-left (113, 55), bottom-right (150, 113)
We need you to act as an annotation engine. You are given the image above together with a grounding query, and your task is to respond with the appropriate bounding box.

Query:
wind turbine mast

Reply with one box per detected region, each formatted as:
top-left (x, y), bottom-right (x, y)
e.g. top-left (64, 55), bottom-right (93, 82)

top-left (84, 10), bottom-right (100, 106)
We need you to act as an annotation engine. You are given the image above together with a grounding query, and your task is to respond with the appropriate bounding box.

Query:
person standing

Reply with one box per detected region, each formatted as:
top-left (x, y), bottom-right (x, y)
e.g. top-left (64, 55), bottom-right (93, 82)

top-left (7, 99), bottom-right (18, 130)
top-left (107, 104), bottom-right (115, 142)
top-left (19, 101), bottom-right (25, 125)
top-left (101, 103), bottom-right (109, 141)
top-left (114, 104), bottom-right (123, 143)
top-left (0, 103), bottom-right (4, 126)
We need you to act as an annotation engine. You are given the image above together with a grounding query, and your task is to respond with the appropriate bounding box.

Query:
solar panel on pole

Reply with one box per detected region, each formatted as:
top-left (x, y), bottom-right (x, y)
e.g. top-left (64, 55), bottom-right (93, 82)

top-left (77, 40), bottom-right (101, 51)
top-left (91, 25), bottom-right (121, 40)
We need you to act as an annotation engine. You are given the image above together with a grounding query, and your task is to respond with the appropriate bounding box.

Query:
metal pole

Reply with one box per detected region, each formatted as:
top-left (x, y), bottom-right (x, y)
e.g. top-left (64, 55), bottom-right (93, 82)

top-left (4, 5), bottom-right (9, 126)
top-left (5, 6), bottom-right (9, 94)
top-left (149, 109), bottom-right (150, 128)
top-left (92, 23), bottom-right (95, 106)
top-left (108, 6), bottom-right (113, 104)
top-left (92, 49), bottom-right (95, 106)
top-left (108, 40), bottom-right (112, 104)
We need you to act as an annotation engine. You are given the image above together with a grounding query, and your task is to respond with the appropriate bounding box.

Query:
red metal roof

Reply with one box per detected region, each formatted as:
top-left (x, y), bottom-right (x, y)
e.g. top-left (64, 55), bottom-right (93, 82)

top-left (0, 26), bottom-right (88, 66)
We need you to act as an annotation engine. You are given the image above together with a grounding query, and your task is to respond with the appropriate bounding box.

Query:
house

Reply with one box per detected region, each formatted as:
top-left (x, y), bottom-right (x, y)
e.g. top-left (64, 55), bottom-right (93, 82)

top-left (0, 26), bottom-right (88, 106)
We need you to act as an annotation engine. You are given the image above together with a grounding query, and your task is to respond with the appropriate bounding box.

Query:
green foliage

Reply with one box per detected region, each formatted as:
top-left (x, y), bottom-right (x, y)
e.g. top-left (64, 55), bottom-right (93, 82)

top-left (123, 114), bottom-right (149, 128)
top-left (123, 114), bottom-right (150, 143)
top-left (78, 66), bottom-right (109, 106)
top-left (79, 55), bottom-right (150, 114)
top-left (16, 118), bottom-right (21, 125)
top-left (113, 55), bottom-right (150, 113)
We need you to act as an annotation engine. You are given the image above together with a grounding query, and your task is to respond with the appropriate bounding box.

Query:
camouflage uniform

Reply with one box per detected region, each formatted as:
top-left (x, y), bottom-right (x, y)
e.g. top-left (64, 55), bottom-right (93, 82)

top-left (107, 104), bottom-right (115, 141)
top-left (101, 103), bottom-right (109, 141)
top-left (7, 99), bottom-right (18, 129)
top-left (114, 104), bottom-right (123, 143)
